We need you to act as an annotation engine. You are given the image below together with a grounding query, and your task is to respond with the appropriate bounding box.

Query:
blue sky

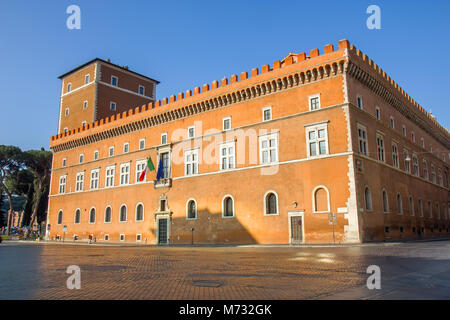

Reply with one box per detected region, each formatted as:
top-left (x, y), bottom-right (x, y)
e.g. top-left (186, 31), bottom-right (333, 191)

top-left (0, 0), bottom-right (449, 150)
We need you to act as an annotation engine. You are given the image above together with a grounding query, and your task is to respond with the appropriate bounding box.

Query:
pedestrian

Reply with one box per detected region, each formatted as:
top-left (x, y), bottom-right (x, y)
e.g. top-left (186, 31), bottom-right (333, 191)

top-left (88, 234), bottom-right (92, 244)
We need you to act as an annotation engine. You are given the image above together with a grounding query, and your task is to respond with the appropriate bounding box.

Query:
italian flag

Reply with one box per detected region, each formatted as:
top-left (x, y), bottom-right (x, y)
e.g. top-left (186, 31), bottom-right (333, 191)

top-left (138, 156), bottom-right (155, 182)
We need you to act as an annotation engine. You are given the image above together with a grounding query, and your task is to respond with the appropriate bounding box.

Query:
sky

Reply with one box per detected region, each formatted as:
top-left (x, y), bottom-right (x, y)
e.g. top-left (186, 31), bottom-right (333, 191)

top-left (0, 0), bottom-right (449, 151)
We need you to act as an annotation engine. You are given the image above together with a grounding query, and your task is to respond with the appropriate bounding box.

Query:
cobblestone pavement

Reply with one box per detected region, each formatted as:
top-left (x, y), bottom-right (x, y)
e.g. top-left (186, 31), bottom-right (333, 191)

top-left (1, 241), bottom-right (450, 300)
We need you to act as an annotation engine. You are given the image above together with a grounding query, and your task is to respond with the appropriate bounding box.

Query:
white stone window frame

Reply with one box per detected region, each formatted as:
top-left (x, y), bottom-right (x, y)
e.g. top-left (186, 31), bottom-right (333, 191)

top-left (390, 116), bottom-right (395, 129)
top-left (138, 85), bottom-right (145, 96)
top-left (305, 122), bottom-right (329, 158)
top-left (308, 94), bottom-right (321, 111)
top-left (110, 101), bottom-right (117, 111)
top-left (123, 142), bottom-right (129, 154)
top-left (109, 146), bottom-right (114, 157)
top-left (119, 204), bottom-right (128, 223)
top-left (67, 83), bottom-right (72, 93)
top-left (423, 160), bottom-right (429, 180)
top-left (59, 175), bottom-right (67, 194)
top-left (376, 133), bottom-right (385, 163)
top-left (89, 207), bottom-right (96, 224)
top-left (90, 168), bottom-right (100, 190)
top-left (375, 106), bottom-right (381, 120)
top-left (139, 138), bottom-right (145, 150)
top-left (75, 171), bottom-right (84, 192)
top-left (187, 126), bottom-right (195, 139)
top-left (120, 234), bottom-right (125, 241)
top-left (74, 208), bottom-right (81, 224)
top-left (184, 148), bottom-right (199, 176)
top-left (79, 153), bottom-right (84, 163)
top-left (135, 202), bottom-right (145, 222)
top-left (104, 206), bottom-right (112, 223)
top-left (357, 123), bottom-right (368, 156)
top-left (85, 74), bottom-right (90, 84)
top-left (83, 100), bottom-right (88, 110)
top-left (135, 159), bottom-right (147, 183)
top-left (312, 185), bottom-right (331, 214)
top-left (161, 133), bottom-right (168, 145)
top-left (105, 165), bottom-right (115, 188)
top-left (263, 190), bottom-right (279, 216)
top-left (259, 132), bottom-right (279, 164)
top-left (94, 150), bottom-right (99, 160)
top-left (356, 94), bottom-right (363, 109)
top-left (65, 107), bottom-right (69, 117)
top-left (412, 154), bottom-right (419, 177)
top-left (222, 194), bottom-right (235, 218)
top-left (220, 141), bottom-right (235, 171)
top-left (186, 198), bottom-right (198, 220)
top-left (111, 76), bottom-right (118, 86)
top-left (136, 234), bottom-right (142, 242)
top-left (262, 106), bottom-right (272, 122)
top-left (222, 116), bottom-right (231, 131)
top-left (119, 162), bottom-right (130, 186)
top-left (62, 158), bottom-right (67, 167)
top-left (392, 142), bottom-right (399, 168)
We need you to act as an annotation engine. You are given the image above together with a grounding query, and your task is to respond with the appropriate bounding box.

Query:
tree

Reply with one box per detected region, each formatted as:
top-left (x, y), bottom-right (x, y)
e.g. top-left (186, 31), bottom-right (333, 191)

top-left (0, 145), bottom-right (23, 235)
top-left (6, 169), bottom-right (34, 227)
top-left (23, 148), bottom-right (52, 239)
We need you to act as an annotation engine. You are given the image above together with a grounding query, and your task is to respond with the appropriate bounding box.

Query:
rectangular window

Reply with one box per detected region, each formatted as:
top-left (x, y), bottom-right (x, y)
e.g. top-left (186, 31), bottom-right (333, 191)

top-left (309, 94), bottom-right (321, 110)
top-left (123, 143), bottom-right (129, 153)
top-left (262, 106), bottom-right (272, 121)
top-left (139, 139), bottom-right (145, 150)
top-left (412, 155), bottom-right (419, 176)
top-left (185, 149), bottom-right (199, 176)
top-left (120, 163), bottom-right (130, 185)
top-left (83, 101), bottom-right (88, 109)
top-left (161, 133), bottom-right (168, 144)
top-left (259, 132), bottom-right (278, 164)
top-left (392, 143), bottom-right (399, 168)
top-left (411, 132), bottom-right (415, 143)
top-left (75, 172), bottom-right (84, 192)
top-left (306, 124), bottom-right (328, 157)
top-left (109, 146), bottom-right (114, 157)
top-left (404, 150), bottom-right (410, 173)
top-left (357, 124), bottom-right (368, 155)
top-left (94, 150), bottom-right (99, 160)
top-left (431, 164), bottom-right (436, 183)
top-left (120, 234), bottom-right (125, 241)
top-left (110, 102), bottom-right (116, 111)
top-left (90, 169), bottom-right (99, 190)
top-left (59, 175), bottom-right (67, 194)
top-left (220, 142), bottom-right (235, 170)
top-left (418, 199), bottom-right (423, 217)
top-left (390, 117), bottom-right (395, 129)
top-left (438, 169), bottom-right (443, 186)
top-left (67, 83), bottom-right (72, 92)
top-left (136, 159), bottom-right (146, 183)
top-left (187, 126), bottom-right (195, 139)
top-left (357, 95), bottom-right (363, 109)
top-left (82, 121), bottom-right (86, 127)
top-left (375, 107), bottom-right (381, 120)
top-left (402, 125), bottom-right (406, 137)
top-left (62, 158), bottom-right (67, 167)
top-left (111, 76), bottom-right (118, 86)
top-left (138, 85), bottom-right (145, 95)
top-left (85, 74), bottom-right (90, 84)
top-left (79, 154), bottom-right (84, 163)
top-left (160, 152), bottom-right (170, 179)
top-left (105, 165), bottom-right (115, 187)
top-left (376, 134), bottom-right (385, 162)
top-left (223, 117), bottom-right (231, 131)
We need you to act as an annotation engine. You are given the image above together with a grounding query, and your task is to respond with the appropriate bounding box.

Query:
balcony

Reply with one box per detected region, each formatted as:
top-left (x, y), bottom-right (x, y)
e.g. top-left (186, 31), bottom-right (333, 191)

top-left (154, 178), bottom-right (172, 189)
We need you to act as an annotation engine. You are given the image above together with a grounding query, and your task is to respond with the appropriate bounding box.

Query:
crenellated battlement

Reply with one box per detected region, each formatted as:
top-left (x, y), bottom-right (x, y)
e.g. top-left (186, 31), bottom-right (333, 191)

top-left (50, 39), bottom-right (448, 149)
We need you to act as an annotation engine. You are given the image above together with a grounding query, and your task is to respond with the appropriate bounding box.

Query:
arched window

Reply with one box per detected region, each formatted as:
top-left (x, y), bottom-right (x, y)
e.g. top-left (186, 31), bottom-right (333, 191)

top-left (74, 209), bottom-right (81, 224)
top-left (397, 194), bottom-right (403, 214)
top-left (265, 192), bottom-right (278, 215)
top-left (104, 206), bottom-right (112, 223)
top-left (57, 210), bottom-right (63, 225)
top-left (119, 205), bottom-right (127, 222)
top-left (223, 196), bottom-right (234, 217)
top-left (135, 203), bottom-right (144, 221)
top-left (187, 199), bottom-right (197, 219)
top-left (364, 187), bottom-right (372, 211)
top-left (89, 208), bottom-right (96, 223)
top-left (313, 186), bottom-right (329, 213)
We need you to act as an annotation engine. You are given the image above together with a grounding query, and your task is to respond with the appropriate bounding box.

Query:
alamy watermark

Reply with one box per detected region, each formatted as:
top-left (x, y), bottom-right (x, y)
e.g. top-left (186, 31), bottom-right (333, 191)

top-left (66, 5), bottom-right (81, 30)
top-left (366, 265), bottom-right (381, 289)
top-left (66, 265), bottom-right (81, 289)
top-left (366, 5), bottom-right (381, 30)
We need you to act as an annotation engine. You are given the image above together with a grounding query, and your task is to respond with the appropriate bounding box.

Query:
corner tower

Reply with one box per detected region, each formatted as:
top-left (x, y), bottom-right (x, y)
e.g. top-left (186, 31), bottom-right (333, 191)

top-left (57, 58), bottom-right (159, 134)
